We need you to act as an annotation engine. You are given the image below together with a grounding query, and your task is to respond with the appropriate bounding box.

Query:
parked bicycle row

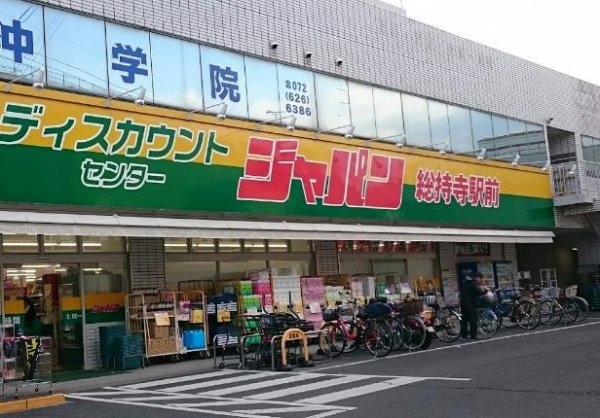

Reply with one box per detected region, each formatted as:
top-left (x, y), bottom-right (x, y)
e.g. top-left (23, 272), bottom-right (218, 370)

top-left (213, 284), bottom-right (591, 371)
top-left (321, 284), bottom-right (591, 358)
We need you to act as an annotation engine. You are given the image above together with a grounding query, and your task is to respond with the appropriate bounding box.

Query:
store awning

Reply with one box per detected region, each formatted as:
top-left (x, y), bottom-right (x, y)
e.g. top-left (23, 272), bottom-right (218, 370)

top-left (0, 210), bottom-right (554, 243)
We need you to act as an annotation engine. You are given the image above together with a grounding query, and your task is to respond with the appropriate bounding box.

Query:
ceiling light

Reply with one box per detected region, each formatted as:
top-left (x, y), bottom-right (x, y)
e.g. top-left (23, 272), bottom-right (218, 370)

top-left (542, 160), bottom-right (551, 171)
top-left (317, 124), bottom-right (355, 139)
top-left (2, 67), bottom-right (45, 92)
top-left (511, 154), bottom-right (521, 166)
top-left (187, 102), bottom-right (228, 120)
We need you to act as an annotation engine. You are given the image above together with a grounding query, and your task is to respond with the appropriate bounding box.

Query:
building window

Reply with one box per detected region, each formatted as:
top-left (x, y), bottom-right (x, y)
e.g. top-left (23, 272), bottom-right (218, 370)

top-left (218, 239), bottom-right (242, 253)
top-left (243, 239), bottom-right (266, 253)
top-left (219, 260), bottom-right (267, 280)
top-left (166, 261), bottom-right (217, 291)
top-left (582, 135), bottom-right (600, 163)
top-left (448, 104), bottom-right (474, 153)
top-left (270, 260), bottom-right (310, 276)
top-left (2, 234), bottom-right (39, 254)
top-left (290, 240), bottom-right (312, 253)
top-left (164, 237), bottom-right (188, 253)
top-left (268, 240), bottom-right (289, 253)
top-left (402, 94), bottom-right (431, 148)
top-left (81, 236), bottom-right (125, 253)
top-left (43, 235), bottom-right (77, 253)
top-left (191, 238), bottom-right (216, 253)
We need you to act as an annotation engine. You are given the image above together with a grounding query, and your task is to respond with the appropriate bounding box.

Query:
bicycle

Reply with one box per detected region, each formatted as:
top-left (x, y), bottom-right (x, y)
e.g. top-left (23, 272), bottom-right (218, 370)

top-left (494, 288), bottom-right (540, 330)
top-left (421, 302), bottom-right (461, 344)
top-left (386, 304), bottom-right (428, 350)
top-left (477, 307), bottom-right (499, 339)
top-left (318, 303), bottom-right (394, 358)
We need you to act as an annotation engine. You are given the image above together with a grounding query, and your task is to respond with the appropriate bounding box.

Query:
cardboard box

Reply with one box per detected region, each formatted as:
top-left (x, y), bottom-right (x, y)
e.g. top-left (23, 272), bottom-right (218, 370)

top-left (149, 323), bottom-right (170, 338)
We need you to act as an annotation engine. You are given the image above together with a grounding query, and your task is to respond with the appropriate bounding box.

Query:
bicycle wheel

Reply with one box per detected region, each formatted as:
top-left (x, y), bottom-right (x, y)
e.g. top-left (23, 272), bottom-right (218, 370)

top-left (538, 299), bottom-right (562, 326)
top-left (477, 308), bottom-right (499, 339)
top-left (498, 302), bottom-right (518, 328)
top-left (433, 309), bottom-right (461, 343)
top-left (400, 314), bottom-right (427, 350)
top-left (570, 296), bottom-right (590, 322)
top-left (386, 317), bottom-right (405, 351)
top-left (318, 323), bottom-right (345, 358)
top-left (561, 299), bottom-right (580, 324)
top-left (363, 320), bottom-right (393, 358)
top-left (515, 301), bottom-right (540, 330)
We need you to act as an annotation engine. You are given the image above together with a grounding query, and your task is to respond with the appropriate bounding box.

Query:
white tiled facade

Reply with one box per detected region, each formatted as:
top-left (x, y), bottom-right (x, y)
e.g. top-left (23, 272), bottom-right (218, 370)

top-left (36, 0), bottom-right (600, 137)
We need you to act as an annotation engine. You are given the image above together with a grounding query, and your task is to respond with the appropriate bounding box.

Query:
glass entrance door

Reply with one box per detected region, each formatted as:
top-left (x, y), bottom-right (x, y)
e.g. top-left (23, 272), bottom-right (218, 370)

top-left (2, 263), bottom-right (83, 370)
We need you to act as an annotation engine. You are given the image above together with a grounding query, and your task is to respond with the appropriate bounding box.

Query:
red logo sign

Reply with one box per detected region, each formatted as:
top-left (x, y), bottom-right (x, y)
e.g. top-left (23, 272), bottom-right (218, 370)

top-left (92, 304), bottom-right (120, 313)
top-left (237, 137), bottom-right (406, 210)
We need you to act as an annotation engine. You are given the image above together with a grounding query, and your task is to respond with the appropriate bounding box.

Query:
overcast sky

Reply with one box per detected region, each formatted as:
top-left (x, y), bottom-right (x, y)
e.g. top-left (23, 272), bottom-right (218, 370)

top-left (381, 0), bottom-right (600, 86)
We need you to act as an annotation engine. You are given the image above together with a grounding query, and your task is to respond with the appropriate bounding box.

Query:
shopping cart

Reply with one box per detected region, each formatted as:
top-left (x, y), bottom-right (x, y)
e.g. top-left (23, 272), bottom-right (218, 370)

top-left (213, 315), bottom-right (260, 369)
top-left (2, 336), bottom-right (53, 398)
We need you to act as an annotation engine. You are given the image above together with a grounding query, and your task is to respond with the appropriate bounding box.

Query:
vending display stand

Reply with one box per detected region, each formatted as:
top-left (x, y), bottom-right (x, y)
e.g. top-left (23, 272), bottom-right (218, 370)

top-left (126, 291), bottom-right (179, 362)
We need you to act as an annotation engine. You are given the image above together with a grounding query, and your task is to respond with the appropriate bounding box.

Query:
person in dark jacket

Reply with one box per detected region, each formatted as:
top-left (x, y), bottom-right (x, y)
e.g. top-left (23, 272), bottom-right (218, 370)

top-left (460, 273), bottom-right (487, 339)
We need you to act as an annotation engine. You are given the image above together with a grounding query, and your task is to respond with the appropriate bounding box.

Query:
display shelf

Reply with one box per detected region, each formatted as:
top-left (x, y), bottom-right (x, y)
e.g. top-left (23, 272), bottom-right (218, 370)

top-left (126, 291), bottom-right (179, 361)
top-left (178, 290), bottom-right (208, 356)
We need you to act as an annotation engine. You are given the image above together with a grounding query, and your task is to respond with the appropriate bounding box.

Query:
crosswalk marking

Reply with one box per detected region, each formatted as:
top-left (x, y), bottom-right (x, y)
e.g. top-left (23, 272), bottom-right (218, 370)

top-left (202, 373), bottom-right (323, 396)
top-left (123, 369), bottom-right (241, 390)
top-left (68, 370), bottom-right (468, 417)
top-left (161, 371), bottom-right (279, 393)
top-left (296, 376), bottom-right (425, 404)
top-left (247, 375), bottom-right (371, 400)
top-left (297, 376), bottom-right (427, 404)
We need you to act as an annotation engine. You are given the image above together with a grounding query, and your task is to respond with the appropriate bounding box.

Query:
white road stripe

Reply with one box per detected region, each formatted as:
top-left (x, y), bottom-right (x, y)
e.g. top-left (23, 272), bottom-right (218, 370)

top-left (202, 373), bottom-right (323, 396)
top-left (161, 372), bottom-right (278, 393)
top-left (233, 405), bottom-right (346, 414)
top-left (317, 320), bottom-right (600, 372)
top-left (297, 376), bottom-right (427, 404)
top-left (122, 369), bottom-right (241, 390)
top-left (66, 395), bottom-right (275, 418)
top-left (248, 375), bottom-right (372, 400)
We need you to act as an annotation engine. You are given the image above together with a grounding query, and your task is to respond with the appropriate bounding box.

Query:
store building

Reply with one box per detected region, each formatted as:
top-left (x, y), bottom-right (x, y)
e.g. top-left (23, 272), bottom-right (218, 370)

top-left (0, 0), bottom-right (596, 369)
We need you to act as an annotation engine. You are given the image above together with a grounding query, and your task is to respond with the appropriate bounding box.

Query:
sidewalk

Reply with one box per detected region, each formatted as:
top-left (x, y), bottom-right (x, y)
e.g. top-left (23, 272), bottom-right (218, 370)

top-left (5, 314), bottom-right (600, 399)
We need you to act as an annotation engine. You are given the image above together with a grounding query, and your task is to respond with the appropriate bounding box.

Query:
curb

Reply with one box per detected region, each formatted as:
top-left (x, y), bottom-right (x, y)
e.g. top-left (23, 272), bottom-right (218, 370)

top-left (0, 394), bottom-right (65, 415)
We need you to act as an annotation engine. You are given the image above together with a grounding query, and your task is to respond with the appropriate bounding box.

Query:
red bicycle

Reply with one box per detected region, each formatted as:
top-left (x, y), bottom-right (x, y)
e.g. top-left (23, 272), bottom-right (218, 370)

top-left (318, 303), bottom-right (393, 358)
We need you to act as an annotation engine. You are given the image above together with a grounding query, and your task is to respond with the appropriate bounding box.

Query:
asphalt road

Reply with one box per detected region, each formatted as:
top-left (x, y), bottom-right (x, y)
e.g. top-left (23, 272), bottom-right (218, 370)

top-left (11, 319), bottom-right (600, 418)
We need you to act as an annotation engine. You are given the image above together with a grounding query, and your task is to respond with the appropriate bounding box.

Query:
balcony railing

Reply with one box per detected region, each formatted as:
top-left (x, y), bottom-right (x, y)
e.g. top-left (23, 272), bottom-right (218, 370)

top-left (552, 160), bottom-right (599, 206)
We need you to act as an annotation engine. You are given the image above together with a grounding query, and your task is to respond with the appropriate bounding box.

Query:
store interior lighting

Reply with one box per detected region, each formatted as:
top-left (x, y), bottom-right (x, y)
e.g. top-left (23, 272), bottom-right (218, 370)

top-left (104, 85), bottom-right (146, 107)
top-left (187, 102), bottom-right (228, 120)
top-left (2, 242), bottom-right (38, 247)
top-left (2, 67), bottom-right (45, 92)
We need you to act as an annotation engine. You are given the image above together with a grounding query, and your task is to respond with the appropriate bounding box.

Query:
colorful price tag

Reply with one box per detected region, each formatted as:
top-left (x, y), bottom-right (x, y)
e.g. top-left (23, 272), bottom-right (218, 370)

top-left (154, 312), bottom-right (171, 326)
top-left (190, 309), bottom-right (204, 324)
top-left (217, 311), bottom-right (231, 323)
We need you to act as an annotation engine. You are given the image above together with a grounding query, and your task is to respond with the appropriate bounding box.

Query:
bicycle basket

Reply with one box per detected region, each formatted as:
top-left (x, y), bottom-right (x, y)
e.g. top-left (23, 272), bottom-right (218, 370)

top-left (565, 285), bottom-right (578, 297)
top-left (322, 309), bottom-right (339, 322)
top-left (401, 300), bottom-right (423, 315)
